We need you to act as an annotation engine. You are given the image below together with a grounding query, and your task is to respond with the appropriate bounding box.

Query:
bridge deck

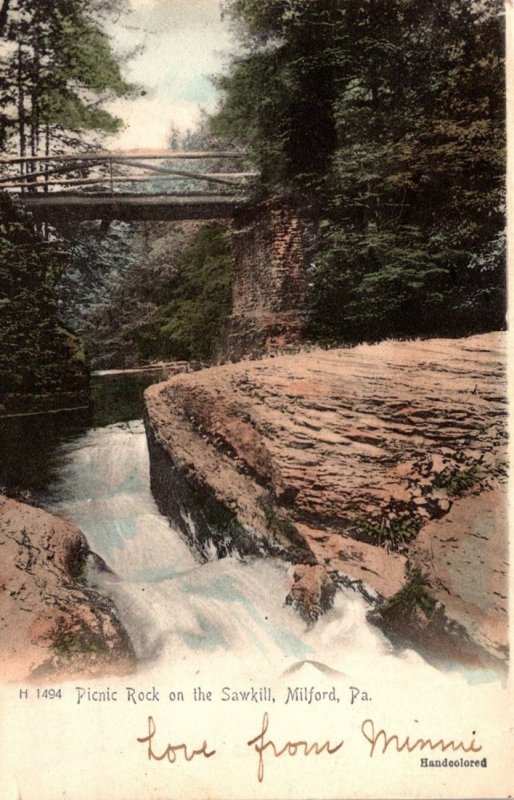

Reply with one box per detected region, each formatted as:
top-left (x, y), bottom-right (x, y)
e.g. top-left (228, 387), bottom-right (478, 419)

top-left (16, 193), bottom-right (250, 222)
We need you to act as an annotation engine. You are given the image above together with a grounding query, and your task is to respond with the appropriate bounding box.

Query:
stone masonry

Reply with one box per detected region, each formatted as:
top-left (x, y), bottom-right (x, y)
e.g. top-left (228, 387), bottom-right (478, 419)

top-left (222, 197), bottom-right (310, 361)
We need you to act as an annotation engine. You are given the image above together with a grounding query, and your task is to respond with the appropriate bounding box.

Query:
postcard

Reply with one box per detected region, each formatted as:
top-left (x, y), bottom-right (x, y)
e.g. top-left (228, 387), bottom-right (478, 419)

top-left (0, 1), bottom-right (512, 798)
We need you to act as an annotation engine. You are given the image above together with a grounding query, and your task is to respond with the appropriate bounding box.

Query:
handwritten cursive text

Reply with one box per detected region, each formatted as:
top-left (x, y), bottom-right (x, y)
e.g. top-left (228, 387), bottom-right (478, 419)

top-left (137, 715), bottom-right (216, 763)
top-left (247, 712), bottom-right (344, 782)
top-left (361, 719), bottom-right (482, 758)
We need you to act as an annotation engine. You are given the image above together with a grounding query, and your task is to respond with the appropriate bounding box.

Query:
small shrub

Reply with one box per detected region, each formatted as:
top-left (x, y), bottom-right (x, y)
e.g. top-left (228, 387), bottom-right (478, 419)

top-left (258, 496), bottom-right (298, 541)
top-left (380, 570), bottom-right (436, 623)
top-left (433, 463), bottom-right (484, 496)
top-left (353, 514), bottom-right (420, 551)
top-left (434, 458), bottom-right (507, 497)
top-left (52, 628), bottom-right (105, 658)
top-left (490, 458), bottom-right (508, 479)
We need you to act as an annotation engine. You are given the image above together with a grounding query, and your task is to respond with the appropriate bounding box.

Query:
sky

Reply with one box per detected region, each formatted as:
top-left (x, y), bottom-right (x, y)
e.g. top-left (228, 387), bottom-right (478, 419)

top-left (105, 0), bottom-right (238, 150)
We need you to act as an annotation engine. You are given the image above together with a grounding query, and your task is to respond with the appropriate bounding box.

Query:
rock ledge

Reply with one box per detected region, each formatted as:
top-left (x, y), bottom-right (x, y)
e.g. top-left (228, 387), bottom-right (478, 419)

top-left (144, 332), bottom-right (507, 667)
top-left (0, 495), bottom-right (135, 682)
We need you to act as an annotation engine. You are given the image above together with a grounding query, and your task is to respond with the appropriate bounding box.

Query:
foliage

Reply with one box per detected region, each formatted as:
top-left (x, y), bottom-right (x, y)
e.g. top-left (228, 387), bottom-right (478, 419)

top-left (136, 223), bottom-right (235, 363)
top-left (59, 220), bottom-right (235, 370)
top-left (258, 495), bottom-right (298, 543)
top-left (430, 459), bottom-right (509, 497)
top-left (379, 569), bottom-right (436, 623)
top-left (0, 0), bottom-right (134, 158)
top-left (0, 195), bottom-right (88, 396)
top-left (353, 513), bottom-right (420, 551)
top-left (56, 220), bottom-right (146, 333)
top-left (52, 626), bottom-right (105, 658)
top-left (214, 0), bottom-right (344, 185)
top-left (67, 221), bottom-right (197, 369)
top-left (212, 0), bottom-right (506, 341)
top-left (89, 373), bottom-right (152, 427)
top-left (433, 464), bottom-right (483, 496)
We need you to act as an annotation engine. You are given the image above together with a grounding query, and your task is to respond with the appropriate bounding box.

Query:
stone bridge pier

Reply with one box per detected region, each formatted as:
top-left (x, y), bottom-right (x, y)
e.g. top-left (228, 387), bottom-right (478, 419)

top-left (223, 198), bottom-right (312, 361)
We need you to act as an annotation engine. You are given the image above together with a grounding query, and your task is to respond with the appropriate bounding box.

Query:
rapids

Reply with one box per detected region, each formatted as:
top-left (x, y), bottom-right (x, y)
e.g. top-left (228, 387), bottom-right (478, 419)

top-left (42, 419), bottom-right (483, 692)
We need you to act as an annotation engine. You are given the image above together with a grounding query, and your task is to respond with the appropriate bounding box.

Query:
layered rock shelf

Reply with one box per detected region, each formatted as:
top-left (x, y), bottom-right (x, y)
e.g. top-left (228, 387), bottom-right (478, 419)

top-left (144, 332), bottom-right (508, 666)
top-left (0, 495), bottom-right (135, 681)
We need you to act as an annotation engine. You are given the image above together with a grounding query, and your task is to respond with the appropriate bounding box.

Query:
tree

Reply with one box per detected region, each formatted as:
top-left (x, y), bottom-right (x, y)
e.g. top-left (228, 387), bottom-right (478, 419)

top-left (0, 0), bottom-right (135, 406)
top-left (212, 0), bottom-right (506, 340)
top-left (136, 223), bottom-right (235, 364)
top-left (0, 0), bottom-right (134, 160)
top-left (213, 0), bottom-right (342, 187)
top-left (0, 195), bottom-right (88, 401)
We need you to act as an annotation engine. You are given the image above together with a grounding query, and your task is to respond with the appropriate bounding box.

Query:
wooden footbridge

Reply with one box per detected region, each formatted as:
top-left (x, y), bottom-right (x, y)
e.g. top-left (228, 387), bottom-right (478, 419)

top-left (0, 150), bottom-right (257, 221)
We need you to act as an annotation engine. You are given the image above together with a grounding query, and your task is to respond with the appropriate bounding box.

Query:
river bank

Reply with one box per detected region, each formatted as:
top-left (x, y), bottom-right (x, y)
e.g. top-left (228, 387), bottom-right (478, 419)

top-left (0, 333), bottom-right (507, 681)
top-left (0, 493), bottom-right (135, 682)
top-left (2, 419), bottom-right (408, 686)
top-left (0, 363), bottom-right (199, 681)
top-left (144, 332), bottom-right (508, 669)
top-left (0, 362), bottom-right (195, 496)
top-left (0, 360), bottom-right (202, 419)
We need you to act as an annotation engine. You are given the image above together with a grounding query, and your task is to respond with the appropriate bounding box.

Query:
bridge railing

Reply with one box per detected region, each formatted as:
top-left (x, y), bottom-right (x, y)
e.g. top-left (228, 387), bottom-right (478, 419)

top-left (0, 150), bottom-right (259, 195)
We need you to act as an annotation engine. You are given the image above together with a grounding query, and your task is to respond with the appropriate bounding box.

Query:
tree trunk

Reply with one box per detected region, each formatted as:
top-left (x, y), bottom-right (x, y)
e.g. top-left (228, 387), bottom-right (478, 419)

top-left (17, 45), bottom-right (26, 165)
top-left (0, 0), bottom-right (10, 35)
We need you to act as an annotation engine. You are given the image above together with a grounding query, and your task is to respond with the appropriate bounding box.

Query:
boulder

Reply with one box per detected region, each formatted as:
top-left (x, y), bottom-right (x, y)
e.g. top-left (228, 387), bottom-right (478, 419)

top-left (144, 332), bottom-right (507, 664)
top-left (0, 495), bottom-right (135, 682)
top-left (285, 564), bottom-right (336, 622)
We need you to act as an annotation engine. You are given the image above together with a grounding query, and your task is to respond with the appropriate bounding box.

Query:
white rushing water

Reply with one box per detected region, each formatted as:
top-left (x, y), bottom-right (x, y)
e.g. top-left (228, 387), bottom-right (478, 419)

top-left (2, 419), bottom-right (506, 800)
top-left (0, 419), bottom-right (506, 800)
top-left (46, 420), bottom-right (491, 690)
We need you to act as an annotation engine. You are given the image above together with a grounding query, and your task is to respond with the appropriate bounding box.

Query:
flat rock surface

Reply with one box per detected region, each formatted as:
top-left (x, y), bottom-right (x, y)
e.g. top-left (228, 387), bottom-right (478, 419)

top-left (409, 486), bottom-right (508, 661)
top-left (145, 332), bottom-right (507, 658)
top-left (0, 495), bottom-right (135, 681)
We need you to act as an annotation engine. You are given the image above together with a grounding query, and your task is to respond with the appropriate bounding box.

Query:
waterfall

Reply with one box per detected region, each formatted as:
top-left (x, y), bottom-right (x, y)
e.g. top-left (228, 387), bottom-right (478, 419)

top-left (43, 419), bottom-right (490, 690)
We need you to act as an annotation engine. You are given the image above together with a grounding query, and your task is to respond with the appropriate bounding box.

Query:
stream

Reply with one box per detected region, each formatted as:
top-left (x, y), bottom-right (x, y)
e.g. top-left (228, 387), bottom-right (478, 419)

top-left (0, 374), bottom-right (494, 689)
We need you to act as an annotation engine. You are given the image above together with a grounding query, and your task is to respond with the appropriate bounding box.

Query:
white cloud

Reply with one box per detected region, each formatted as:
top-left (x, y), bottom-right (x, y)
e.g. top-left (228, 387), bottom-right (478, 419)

top-left (107, 96), bottom-right (214, 149)
top-left (104, 0), bottom-right (237, 149)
